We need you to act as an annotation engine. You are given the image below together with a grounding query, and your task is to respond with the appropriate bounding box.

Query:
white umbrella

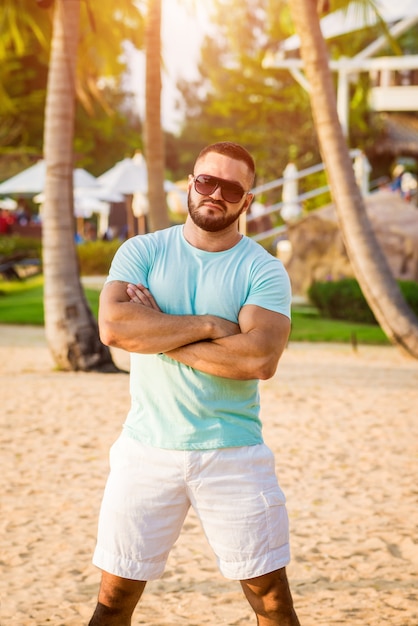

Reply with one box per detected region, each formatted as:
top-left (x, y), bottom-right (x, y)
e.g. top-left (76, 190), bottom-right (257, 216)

top-left (97, 154), bottom-right (148, 196)
top-left (0, 197), bottom-right (18, 210)
top-left (74, 197), bottom-right (110, 219)
top-left (0, 161), bottom-right (45, 195)
top-left (97, 153), bottom-right (174, 196)
top-left (75, 187), bottom-right (124, 203)
top-left (93, 153), bottom-right (176, 238)
top-left (34, 192), bottom-right (110, 217)
top-left (0, 160), bottom-right (98, 196)
top-left (73, 168), bottom-right (99, 188)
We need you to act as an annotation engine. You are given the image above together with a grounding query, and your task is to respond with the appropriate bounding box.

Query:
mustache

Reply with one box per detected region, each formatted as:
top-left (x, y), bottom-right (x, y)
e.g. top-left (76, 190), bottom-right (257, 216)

top-left (199, 199), bottom-right (227, 211)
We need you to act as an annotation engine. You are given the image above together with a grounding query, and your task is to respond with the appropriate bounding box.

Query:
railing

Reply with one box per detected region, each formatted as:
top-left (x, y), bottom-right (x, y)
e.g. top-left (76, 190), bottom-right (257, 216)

top-left (245, 149), bottom-right (370, 243)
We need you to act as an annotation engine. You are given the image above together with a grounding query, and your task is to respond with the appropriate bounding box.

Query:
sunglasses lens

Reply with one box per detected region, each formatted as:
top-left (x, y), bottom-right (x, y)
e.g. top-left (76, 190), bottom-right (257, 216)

top-left (194, 175), bottom-right (217, 196)
top-left (194, 175), bottom-right (245, 203)
top-left (221, 182), bottom-right (245, 203)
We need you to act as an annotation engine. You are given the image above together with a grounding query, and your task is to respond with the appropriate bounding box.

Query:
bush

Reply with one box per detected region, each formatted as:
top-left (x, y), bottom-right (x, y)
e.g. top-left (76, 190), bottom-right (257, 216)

top-left (0, 235), bottom-right (42, 261)
top-left (400, 280), bottom-right (418, 317)
top-left (308, 278), bottom-right (418, 324)
top-left (0, 236), bottom-right (122, 276)
top-left (76, 239), bottom-right (122, 275)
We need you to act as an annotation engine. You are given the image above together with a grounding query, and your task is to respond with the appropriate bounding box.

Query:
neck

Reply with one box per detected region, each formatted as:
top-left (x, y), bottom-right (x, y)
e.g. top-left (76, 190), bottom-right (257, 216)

top-left (183, 217), bottom-right (243, 252)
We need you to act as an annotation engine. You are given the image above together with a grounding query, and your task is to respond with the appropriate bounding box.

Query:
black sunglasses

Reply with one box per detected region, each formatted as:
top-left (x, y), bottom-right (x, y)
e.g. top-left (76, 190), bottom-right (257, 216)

top-left (192, 174), bottom-right (248, 204)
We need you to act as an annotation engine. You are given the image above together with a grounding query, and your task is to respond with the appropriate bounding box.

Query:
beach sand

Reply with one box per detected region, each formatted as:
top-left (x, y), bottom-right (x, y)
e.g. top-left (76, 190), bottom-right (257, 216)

top-left (1, 325), bottom-right (417, 625)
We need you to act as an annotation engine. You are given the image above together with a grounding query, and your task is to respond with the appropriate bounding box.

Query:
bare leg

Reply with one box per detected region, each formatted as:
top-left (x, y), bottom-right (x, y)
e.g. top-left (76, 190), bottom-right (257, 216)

top-left (88, 571), bottom-right (147, 626)
top-left (240, 567), bottom-right (301, 626)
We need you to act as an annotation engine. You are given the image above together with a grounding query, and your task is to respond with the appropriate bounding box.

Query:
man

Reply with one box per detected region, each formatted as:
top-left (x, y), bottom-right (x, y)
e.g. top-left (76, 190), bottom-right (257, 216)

top-left (89, 142), bottom-right (300, 625)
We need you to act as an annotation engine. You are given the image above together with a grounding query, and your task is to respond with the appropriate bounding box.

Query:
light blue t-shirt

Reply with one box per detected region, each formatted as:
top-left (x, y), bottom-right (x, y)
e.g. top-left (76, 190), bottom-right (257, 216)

top-left (106, 225), bottom-right (291, 450)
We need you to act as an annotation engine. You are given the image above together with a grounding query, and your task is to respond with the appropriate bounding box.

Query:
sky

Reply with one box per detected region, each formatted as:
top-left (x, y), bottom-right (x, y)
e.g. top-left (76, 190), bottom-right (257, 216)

top-left (125, 0), bottom-right (211, 133)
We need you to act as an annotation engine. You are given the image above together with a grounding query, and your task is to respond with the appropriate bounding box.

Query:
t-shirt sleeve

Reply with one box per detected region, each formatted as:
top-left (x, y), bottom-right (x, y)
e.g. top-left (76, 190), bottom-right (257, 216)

top-left (245, 256), bottom-right (292, 319)
top-left (105, 236), bottom-right (151, 286)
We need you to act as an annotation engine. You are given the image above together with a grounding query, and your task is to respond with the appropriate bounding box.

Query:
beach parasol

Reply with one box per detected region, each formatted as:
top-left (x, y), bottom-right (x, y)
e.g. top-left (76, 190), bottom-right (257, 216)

top-left (0, 161), bottom-right (99, 196)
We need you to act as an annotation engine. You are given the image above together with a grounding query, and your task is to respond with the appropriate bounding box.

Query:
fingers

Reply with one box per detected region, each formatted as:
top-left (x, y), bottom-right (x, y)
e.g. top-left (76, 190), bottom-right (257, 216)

top-left (214, 318), bottom-right (241, 339)
top-left (127, 283), bottom-right (161, 311)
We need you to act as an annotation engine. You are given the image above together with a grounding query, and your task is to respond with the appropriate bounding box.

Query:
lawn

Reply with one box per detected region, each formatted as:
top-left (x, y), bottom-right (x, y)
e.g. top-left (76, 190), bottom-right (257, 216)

top-left (0, 275), bottom-right (99, 326)
top-left (0, 275), bottom-right (389, 345)
top-left (290, 305), bottom-right (388, 345)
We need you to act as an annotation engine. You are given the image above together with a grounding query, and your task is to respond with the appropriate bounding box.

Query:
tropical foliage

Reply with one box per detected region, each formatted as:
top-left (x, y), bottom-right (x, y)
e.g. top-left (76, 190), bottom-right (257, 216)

top-left (175, 0), bottom-right (417, 188)
top-left (309, 278), bottom-right (418, 324)
top-left (288, 0), bottom-right (418, 358)
top-left (0, 0), bottom-right (144, 179)
top-left (2, 0), bottom-right (417, 185)
top-left (176, 0), bottom-right (318, 186)
top-left (1, 0), bottom-right (417, 362)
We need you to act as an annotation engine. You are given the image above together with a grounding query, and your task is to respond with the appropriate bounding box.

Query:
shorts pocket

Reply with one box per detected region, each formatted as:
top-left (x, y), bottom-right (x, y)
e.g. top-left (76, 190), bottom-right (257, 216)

top-left (261, 487), bottom-right (289, 550)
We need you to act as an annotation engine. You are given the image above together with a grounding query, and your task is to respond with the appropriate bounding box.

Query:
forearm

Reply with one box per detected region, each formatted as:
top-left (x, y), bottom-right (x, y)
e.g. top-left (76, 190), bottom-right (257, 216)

top-left (165, 330), bottom-right (288, 380)
top-left (107, 282), bottom-right (290, 372)
top-left (99, 302), bottom-right (221, 353)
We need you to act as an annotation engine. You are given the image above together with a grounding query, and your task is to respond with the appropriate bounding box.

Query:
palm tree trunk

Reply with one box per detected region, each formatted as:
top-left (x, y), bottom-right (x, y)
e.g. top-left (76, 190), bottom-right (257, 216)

top-left (289, 0), bottom-right (418, 358)
top-left (42, 0), bottom-right (118, 371)
top-left (144, 0), bottom-right (169, 232)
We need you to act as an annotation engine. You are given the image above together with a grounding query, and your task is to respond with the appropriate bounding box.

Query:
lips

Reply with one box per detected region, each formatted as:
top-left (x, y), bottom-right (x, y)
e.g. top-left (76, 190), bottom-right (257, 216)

top-left (200, 200), bottom-right (226, 212)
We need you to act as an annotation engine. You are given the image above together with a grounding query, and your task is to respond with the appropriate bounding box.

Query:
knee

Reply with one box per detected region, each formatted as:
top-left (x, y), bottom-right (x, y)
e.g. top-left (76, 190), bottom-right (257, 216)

top-left (99, 580), bottom-right (138, 608)
top-left (266, 588), bottom-right (296, 617)
top-left (241, 568), bottom-right (297, 621)
top-left (90, 573), bottom-right (146, 624)
top-left (251, 587), bottom-right (295, 619)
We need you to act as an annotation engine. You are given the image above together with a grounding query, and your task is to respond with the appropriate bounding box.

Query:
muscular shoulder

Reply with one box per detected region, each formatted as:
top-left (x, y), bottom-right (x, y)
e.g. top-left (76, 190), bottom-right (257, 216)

top-left (122, 225), bottom-right (179, 254)
top-left (107, 226), bottom-right (181, 284)
top-left (240, 237), bottom-right (292, 318)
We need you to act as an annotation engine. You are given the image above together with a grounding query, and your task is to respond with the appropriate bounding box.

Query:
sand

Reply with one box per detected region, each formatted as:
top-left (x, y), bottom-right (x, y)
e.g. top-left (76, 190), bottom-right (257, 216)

top-left (1, 325), bottom-right (417, 625)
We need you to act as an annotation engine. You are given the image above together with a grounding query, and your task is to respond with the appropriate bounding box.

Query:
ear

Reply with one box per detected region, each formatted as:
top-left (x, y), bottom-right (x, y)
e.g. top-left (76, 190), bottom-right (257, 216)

top-left (241, 193), bottom-right (254, 213)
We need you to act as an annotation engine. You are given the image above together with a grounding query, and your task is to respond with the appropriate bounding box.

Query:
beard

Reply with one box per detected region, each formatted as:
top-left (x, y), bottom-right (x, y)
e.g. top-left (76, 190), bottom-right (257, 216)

top-left (187, 195), bottom-right (244, 232)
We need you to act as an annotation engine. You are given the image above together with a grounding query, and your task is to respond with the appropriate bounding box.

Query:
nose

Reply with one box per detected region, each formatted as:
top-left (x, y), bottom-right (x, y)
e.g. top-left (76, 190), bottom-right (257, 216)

top-left (211, 183), bottom-right (223, 200)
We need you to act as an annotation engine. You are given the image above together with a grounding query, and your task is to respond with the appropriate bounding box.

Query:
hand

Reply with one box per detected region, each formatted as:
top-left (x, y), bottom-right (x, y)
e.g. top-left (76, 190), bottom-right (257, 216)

top-left (209, 316), bottom-right (241, 340)
top-left (126, 283), bottom-right (239, 339)
top-left (127, 283), bottom-right (162, 312)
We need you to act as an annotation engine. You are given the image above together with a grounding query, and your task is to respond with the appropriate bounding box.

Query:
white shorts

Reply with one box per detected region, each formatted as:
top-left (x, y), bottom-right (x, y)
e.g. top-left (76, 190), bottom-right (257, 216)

top-left (93, 436), bottom-right (290, 581)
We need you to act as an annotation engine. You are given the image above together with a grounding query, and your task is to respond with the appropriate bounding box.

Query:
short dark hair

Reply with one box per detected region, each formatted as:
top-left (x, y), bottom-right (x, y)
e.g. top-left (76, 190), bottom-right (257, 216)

top-left (195, 142), bottom-right (255, 185)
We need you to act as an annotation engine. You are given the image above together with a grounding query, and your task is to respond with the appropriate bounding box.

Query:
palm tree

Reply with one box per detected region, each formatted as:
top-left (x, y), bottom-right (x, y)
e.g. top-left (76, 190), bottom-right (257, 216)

top-left (144, 0), bottom-right (170, 232)
top-left (288, 0), bottom-right (418, 358)
top-left (42, 0), bottom-right (118, 371)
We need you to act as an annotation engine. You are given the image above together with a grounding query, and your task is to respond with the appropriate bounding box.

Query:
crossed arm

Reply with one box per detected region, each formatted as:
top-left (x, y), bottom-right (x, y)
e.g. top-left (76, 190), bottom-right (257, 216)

top-left (99, 281), bottom-right (291, 380)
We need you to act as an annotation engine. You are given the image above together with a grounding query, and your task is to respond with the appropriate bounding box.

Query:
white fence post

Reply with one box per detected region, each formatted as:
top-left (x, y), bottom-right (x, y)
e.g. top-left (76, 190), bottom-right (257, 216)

top-left (353, 152), bottom-right (371, 196)
top-left (282, 162), bottom-right (302, 221)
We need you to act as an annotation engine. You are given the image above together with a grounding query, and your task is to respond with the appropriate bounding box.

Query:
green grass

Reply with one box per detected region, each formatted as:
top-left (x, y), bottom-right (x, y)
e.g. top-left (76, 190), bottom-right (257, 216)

top-left (0, 275), bottom-right (100, 325)
top-left (290, 306), bottom-right (389, 345)
top-left (0, 275), bottom-right (391, 345)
